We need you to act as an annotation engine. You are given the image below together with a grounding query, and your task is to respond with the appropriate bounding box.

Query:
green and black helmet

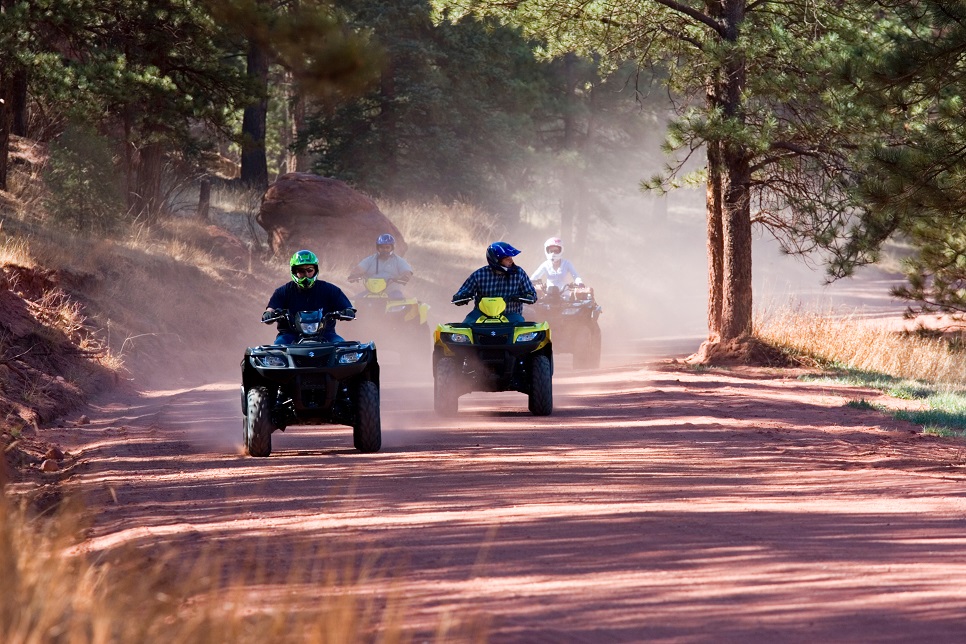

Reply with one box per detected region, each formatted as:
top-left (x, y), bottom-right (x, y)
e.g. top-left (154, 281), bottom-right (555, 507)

top-left (290, 249), bottom-right (319, 289)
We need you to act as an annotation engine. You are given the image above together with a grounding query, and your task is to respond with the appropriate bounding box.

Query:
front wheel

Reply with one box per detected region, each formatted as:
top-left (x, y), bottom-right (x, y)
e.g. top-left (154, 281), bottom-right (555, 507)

top-left (245, 387), bottom-right (274, 457)
top-left (528, 355), bottom-right (553, 416)
top-left (434, 357), bottom-right (460, 416)
top-left (353, 380), bottom-right (382, 453)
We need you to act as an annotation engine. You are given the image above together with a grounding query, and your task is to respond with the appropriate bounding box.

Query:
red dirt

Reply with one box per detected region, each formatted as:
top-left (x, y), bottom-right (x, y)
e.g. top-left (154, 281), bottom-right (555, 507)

top-left (27, 348), bottom-right (966, 642)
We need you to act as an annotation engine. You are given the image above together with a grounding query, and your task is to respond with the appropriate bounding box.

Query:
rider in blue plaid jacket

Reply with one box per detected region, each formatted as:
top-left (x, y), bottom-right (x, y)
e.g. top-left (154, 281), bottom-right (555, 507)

top-left (452, 242), bottom-right (538, 323)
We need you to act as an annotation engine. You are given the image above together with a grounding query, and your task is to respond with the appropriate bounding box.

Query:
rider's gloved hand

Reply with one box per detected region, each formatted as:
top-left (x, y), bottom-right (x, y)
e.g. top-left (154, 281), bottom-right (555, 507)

top-left (261, 310), bottom-right (274, 323)
top-left (453, 297), bottom-right (471, 306)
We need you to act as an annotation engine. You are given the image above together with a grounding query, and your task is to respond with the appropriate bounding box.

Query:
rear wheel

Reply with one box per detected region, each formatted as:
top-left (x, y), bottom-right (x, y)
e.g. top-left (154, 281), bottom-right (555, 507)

top-left (353, 380), bottom-right (382, 452)
top-left (245, 387), bottom-right (274, 457)
top-left (574, 323), bottom-right (602, 369)
top-left (528, 355), bottom-right (553, 416)
top-left (434, 357), bottom-right (460, 416)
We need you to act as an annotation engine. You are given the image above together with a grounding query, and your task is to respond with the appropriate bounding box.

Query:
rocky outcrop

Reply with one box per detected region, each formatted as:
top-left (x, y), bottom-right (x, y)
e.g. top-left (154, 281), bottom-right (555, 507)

top-left (257, 173), bottom-right (407, 260)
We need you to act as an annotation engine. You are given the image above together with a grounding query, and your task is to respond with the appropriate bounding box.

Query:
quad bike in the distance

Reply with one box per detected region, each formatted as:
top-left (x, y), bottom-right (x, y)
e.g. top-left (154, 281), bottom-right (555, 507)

top-left (433, 297), bottom-right (553, 416)
top-left (349, 277), bottom-right (431, 352)
top-left (527, 282), bottom-right (602, 369)
top-left (240, 308), bottom-right (381, 457)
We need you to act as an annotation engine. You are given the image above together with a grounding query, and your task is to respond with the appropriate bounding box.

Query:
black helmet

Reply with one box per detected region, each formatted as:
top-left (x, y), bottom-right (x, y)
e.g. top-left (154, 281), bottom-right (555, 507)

top-left (486, 241), bottom-right (521, 273)
top-left (376, 233), bottom-right (395, 259)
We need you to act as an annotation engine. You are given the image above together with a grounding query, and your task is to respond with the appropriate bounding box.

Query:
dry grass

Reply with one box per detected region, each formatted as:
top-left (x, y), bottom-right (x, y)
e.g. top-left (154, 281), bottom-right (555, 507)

top-left (384, 200), bottom-right (504, 254)
top-left (0, 494), bottom-right (438, 644)
top-left (380, 200), bottom-right (507, 299)
top-left (755, 304), bottom-right (966, 385)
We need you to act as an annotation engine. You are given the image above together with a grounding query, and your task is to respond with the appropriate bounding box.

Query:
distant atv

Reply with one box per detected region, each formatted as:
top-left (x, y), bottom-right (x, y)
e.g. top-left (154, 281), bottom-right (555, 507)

top-left (241, 309), bottom-right (381, 457)
top-left (528, 283), bottom-right (602, 369)
top-left (349, 277), bottom-right (431, 353)
top-left (433, 297), bottom-right (552, 416)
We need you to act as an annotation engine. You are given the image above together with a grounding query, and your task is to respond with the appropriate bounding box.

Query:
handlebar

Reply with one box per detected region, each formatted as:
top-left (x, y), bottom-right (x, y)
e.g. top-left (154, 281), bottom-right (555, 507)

top-left (262, 308), bottom-right (356, 323)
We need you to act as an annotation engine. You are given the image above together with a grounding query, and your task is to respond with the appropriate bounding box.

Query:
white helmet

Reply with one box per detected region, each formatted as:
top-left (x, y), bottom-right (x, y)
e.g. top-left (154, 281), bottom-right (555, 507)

top-left (544, 237), bottom-right (563, 261)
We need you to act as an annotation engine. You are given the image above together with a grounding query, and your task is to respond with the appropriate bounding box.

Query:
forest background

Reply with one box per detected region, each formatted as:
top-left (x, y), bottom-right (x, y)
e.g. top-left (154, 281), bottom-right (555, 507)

top-left (2, 0), bottom-right (966, 374)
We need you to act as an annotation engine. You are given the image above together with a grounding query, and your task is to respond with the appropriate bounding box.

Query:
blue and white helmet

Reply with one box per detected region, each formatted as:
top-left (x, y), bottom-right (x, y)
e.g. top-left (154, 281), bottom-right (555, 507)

top-left (486, 241), bottom-right (521, 273)
top-left (376, 233), bottom-right (395, 258)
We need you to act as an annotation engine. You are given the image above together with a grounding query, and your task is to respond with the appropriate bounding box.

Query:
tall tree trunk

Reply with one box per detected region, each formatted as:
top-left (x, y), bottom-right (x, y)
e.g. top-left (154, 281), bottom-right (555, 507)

top-left (240, 39), bottom-right (269, 189)
top-left (706, 140), bottom-right (724, 341)
top-left (0, 72), bottom-right (11, 192)
top-left (197, 177), bottom-right (211, 221)
top-left (714, 0), bottom-right (752, 343)
top-left (123, 113), bottom-right (136, 214)
top-left (133, 141), bottom-right (164, 224)
top-left (11, 67), bottom-right (27, 136)
top-left (291, 82), bottom-right (310, 172)
top-left (378, 64), bottom-right (398, 193)
top-left (0, 0), bottom-right (11, 190)
top-left (720, 146), bottom-right (753, 339)
top-left (280, 70), bottom-right (309, 174)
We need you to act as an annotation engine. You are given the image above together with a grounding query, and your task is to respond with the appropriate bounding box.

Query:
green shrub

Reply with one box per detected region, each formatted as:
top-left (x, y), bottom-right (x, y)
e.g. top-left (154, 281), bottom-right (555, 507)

top-left (44, 122), bottom-right (124, 234)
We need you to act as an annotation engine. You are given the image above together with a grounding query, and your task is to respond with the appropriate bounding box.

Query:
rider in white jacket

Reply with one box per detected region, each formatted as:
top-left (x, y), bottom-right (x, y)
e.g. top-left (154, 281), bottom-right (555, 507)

top-left (531, 237), bottom-right (584, 291)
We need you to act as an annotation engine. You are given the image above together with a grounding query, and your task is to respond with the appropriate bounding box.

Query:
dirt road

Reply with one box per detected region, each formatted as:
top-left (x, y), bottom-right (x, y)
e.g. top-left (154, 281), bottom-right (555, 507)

top-left (41, 350), bottom-right (966, 642)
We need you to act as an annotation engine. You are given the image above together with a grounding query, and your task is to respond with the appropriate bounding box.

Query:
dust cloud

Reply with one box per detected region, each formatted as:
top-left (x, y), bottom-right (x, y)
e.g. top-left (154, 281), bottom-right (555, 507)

top-left (504, 187), bottom-right (906, 367)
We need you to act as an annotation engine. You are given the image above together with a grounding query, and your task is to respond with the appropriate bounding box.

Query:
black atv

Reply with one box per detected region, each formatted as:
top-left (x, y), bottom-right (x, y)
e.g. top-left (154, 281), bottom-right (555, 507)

top-left (527, 283), bottom-right (602, 369)
top-left (241, 309), bottom-right (381, 457)
top-left (433, 297), bottom-right (553, 416)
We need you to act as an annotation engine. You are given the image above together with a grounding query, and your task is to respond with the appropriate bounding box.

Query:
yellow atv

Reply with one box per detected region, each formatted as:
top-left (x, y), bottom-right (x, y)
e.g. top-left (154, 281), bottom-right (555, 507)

top-left (350, 277), bottom-right (431, 351)
top-left (433, 297), bottom-right (552, 416)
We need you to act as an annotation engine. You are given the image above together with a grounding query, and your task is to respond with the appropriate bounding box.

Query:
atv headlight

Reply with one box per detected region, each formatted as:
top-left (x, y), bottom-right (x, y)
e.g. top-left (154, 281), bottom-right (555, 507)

top-left (338, 351), bottom-right (365, 364)
top-left (561, 307), bottom-right (582, 316)
top-left (515, 331), bottom-right (543, 342)
top-left (300, 321), bottom-right (321, 333)
top-left (386, 305), bottom-right (407, 313)
top-left (253, 353), bottom-right (287, 367)
top-left (443, 332), bottom-right (471, 344)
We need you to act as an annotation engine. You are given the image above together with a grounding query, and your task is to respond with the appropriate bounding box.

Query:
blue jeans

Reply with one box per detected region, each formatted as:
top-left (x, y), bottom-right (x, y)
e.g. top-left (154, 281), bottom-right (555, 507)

top-left (463, 309), bottom-right (524, 324)
top-left (274, 331), bottom-right (344, 345)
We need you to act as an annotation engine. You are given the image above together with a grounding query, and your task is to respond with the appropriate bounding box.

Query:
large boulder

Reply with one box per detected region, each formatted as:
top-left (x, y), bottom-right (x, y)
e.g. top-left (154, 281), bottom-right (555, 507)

top-left (257, 173), bottom-right (407, 261)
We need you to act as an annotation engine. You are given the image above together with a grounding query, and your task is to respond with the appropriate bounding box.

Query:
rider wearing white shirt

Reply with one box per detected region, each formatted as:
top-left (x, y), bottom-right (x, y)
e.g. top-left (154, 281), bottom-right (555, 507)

top-left (532, 237), bottom-right (584, 291)
top-left (348, 233), bottom-right (413, 299)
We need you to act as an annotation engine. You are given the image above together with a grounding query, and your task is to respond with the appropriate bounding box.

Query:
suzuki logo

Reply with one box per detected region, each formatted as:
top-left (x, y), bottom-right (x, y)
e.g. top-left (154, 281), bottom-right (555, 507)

top-left (309, 351), bottom-right (315, 357)
top-left (490, 331), bottom-right (496, 336)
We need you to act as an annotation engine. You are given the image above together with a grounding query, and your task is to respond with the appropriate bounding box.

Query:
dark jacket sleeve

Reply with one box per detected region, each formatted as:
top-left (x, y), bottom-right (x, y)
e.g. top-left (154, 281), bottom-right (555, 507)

top-left (330, 284), bottom-right (352, 310)
top-left (267, 284), bottom-right (288, 311)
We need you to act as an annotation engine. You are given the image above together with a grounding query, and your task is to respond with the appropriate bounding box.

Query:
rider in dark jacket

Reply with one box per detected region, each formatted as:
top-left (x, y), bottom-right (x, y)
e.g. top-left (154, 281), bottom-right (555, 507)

top-left (264, 249), bottom-right (353, 344)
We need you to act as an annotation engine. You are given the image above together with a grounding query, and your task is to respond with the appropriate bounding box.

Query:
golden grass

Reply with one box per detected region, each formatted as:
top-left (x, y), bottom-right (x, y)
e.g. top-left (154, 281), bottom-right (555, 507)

top-left (379, 200), bottom-right (507, 297)
top-left (0, 226), bottom-right (34, 268)
top-left (0, 494), bottom-right (428, 643)
top-left (755, 303), bottom-right (966, 385)
top-left (383, 200), bottom-right (503, 253)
